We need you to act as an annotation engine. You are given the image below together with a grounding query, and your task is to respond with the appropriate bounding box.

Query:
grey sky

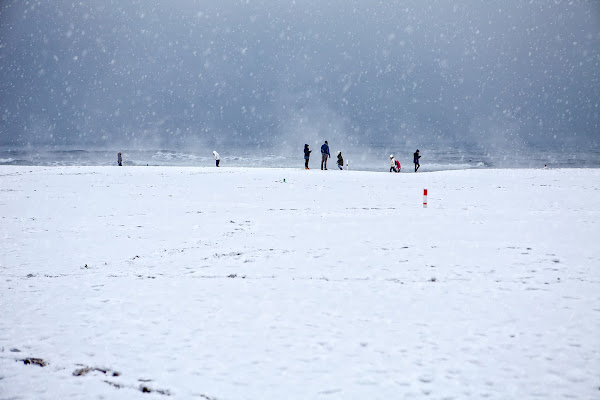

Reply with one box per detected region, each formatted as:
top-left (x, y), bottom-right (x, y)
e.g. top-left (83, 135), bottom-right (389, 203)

top-left (1, 0), bottom-right (599, 151)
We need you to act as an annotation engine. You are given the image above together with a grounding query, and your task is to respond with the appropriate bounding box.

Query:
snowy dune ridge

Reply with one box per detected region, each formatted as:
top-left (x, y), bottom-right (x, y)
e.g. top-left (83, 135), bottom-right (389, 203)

top-left (1, 166), bottom-right (599, 399)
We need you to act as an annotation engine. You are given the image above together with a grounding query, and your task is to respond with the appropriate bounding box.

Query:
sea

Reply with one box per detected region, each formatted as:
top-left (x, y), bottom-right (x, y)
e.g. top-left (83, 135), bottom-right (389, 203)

top-left (1, 144), bottom-right (599, 172)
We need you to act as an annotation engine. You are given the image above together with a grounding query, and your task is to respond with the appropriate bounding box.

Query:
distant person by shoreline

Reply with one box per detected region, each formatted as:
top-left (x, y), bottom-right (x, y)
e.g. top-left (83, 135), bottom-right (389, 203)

top-left (117, 152), bottom-right (122, 166)
top-left (320, 140), bottom-right (330, 170)
top-left (304, 144), bottom-right (312, 169)
top-left (213, 151), bottom-right (220, 167)
top-left (337, 151), bottom-right (344, 170)
top-left (414, 149), bottom-right (421, 172)
top-left (390, 154), bottom-right (399, 173)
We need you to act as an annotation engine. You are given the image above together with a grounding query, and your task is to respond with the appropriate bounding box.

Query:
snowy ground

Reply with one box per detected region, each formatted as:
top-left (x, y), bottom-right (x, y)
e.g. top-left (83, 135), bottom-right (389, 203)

top-left (1, 166), bottom-right (599, 399)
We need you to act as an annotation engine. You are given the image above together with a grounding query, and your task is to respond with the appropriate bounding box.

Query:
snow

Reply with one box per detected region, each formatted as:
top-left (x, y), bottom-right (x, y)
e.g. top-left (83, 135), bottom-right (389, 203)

top-left (1, 166), bottom-right (599, 399)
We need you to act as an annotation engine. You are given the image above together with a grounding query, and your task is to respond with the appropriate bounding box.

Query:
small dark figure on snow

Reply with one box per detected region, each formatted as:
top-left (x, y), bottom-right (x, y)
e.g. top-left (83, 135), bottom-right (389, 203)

top-left (337, 151), bottom-right (344, 170)
top-left (321, 141), bottom-right (330, 170)
top-left (413, 149), bottom-right (421, 172)
top-left (304, 144), bottom-right (312, 169)
top-left (213, 151), bottom-right (220, 167)
top-left (117, 152), bottom-right (122, 166)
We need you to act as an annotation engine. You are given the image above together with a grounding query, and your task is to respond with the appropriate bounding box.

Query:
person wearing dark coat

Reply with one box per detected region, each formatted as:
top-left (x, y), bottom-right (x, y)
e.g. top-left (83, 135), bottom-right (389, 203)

top-left (117, 152), bottom-right (122, 166)
top-left (304, 144), bottom-right (312, 169)
top-left (337, 151), bottom-right (344, 170)
top-left (413, 149), bottom-right (421, 172)
top-left (320, 141), bottom-right (330, 170)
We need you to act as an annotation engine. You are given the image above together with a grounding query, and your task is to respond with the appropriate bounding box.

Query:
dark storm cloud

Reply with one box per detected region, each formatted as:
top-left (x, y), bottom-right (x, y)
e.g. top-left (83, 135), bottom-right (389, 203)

top-left (0, 0), bottom-right (598, 150)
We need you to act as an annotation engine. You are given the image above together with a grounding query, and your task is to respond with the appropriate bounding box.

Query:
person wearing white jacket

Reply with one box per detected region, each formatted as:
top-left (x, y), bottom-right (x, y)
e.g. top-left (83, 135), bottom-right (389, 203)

top-left (213, 151), bottom-right (220, 167)
top-left (390, 154), bottom-right (398, 173)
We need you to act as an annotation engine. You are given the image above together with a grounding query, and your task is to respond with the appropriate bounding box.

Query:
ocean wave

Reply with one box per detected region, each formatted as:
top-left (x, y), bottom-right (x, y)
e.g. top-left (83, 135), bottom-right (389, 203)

top-left (0, 148), bottom-right (598, 170)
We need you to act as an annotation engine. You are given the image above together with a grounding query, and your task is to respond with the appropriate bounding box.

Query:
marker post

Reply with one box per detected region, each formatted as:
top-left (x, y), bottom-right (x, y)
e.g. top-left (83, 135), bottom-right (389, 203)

top-left (423, 189), bottom-right (428, 208)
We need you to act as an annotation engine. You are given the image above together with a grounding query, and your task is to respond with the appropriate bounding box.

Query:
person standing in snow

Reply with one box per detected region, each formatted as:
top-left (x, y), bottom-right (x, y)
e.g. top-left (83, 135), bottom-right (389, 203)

top-left (117, 152), bottom-right (122, 166)
top-left (390, 154), bottom-right (399, 173)
top-left (213, 150), bottom-right (220, 167)
top-left (413, 149), bottom-right (421, 172)
top-left (304, 144), bottom-right (312, 169)
top-left (337, 151), bottom-right (344, 170)
top-left (320, 140), bottom-right (330, 170)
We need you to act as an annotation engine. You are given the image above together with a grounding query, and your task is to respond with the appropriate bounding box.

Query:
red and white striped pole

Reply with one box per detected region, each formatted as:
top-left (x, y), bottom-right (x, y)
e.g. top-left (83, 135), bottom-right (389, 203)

top-left (423, 189), bottom-right (428, 208)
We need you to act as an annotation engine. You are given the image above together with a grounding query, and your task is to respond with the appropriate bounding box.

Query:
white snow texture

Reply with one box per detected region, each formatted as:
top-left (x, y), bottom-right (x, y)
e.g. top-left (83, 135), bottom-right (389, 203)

top-left (1, 166), bottom-right (599, 399)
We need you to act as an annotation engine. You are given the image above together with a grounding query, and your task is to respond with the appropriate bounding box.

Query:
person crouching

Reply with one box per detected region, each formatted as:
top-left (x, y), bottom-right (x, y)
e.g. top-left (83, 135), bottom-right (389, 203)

top-left (337, 151), bottom-right (344, 170)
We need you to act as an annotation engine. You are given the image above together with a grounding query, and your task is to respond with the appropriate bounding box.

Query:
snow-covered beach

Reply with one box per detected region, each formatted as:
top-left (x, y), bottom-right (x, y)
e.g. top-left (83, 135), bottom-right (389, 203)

top-left (1, 166), bottom-right (599, 399)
